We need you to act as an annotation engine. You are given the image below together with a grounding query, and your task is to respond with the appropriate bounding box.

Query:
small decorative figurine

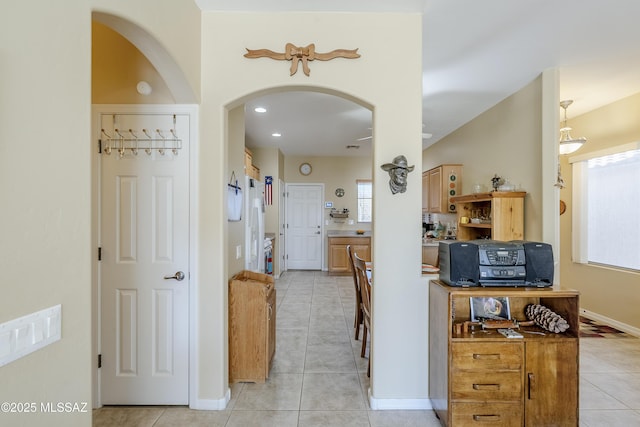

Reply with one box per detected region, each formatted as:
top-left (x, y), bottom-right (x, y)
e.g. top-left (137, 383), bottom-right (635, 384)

top-left (491, 174), bottom-right (504, 192)
top-left (381, 155), bottom-right (415, 194)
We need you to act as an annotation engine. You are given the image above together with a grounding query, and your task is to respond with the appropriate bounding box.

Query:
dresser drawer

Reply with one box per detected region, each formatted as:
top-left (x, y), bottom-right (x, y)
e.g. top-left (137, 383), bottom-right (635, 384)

top-left (451, 370), bottom-right (522, 401)
top-left (452, 342), bottom-right (523, 371)
top-left (451, 402), bottom-right (522, 426)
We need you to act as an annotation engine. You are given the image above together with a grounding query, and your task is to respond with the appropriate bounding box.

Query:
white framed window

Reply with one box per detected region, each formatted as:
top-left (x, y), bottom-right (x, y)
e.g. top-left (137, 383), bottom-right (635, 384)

top-left (357, 180), bottom-right (372, 223)
top-left (570, 142), bottom-right (640, 271)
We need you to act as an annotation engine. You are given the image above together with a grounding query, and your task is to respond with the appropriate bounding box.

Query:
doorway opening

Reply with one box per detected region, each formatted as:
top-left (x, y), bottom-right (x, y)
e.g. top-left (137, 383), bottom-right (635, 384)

top-left (91, 12), bottom-right (198, 408)
top-left (236, 89), bottom-right (374, 276)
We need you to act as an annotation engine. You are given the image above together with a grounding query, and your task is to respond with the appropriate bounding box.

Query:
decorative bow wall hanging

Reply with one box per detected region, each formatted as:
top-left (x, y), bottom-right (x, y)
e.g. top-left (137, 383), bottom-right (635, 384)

top-left (244, 43), bottom-right (360, 76)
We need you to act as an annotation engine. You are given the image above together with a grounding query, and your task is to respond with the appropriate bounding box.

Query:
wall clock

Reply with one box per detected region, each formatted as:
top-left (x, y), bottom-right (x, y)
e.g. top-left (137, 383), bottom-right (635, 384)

top-left (335, 188), bottom-right (345, 197)
top-left (299, 162), bottom-right (312, 176)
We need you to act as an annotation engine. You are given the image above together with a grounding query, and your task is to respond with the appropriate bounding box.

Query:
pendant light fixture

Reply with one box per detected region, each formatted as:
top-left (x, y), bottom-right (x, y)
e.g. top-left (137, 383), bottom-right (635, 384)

top-left (558, 100), bottom-right (586, 155)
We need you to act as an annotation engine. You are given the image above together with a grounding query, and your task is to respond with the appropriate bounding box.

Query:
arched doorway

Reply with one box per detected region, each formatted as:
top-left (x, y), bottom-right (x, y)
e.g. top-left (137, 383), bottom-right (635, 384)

top-left (225, 87), bottom-right (375, 400)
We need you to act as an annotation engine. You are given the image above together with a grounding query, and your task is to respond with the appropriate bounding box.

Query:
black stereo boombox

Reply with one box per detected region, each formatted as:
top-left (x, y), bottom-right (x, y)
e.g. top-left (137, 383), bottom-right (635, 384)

top-left (438, 240), bottom-right (554, 287)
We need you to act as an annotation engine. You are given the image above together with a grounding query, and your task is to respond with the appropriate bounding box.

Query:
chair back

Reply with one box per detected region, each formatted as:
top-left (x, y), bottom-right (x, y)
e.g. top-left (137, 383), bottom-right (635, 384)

top-left (353, 253), bottom-right (371, 318)
top-left (347, 245), bottom-right (358, 290)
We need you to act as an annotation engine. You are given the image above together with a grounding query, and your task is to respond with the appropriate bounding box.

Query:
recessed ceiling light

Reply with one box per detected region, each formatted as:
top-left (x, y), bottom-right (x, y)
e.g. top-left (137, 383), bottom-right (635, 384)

top-left (254, 107), bottom-right (267, 113)
top-left (272, 132), bottom-right (281, 137)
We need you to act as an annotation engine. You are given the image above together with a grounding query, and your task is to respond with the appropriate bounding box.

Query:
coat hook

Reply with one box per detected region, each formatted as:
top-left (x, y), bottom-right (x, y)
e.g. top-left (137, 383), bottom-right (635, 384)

top-left (143, 129), bottom-right (153, 155)
top-left (156, 129), bottom-right (165, 155)
top-left (129, 129), bottom-right (139, 155)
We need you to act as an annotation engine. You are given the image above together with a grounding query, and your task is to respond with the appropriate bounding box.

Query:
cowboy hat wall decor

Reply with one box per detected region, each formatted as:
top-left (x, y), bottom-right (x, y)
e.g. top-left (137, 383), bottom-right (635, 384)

top-left (381, 155), bottom-right (414, 194)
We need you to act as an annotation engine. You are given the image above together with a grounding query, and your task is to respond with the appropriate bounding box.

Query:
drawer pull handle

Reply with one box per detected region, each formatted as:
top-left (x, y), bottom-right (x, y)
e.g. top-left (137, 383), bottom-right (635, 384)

top-left (473, 414), bottom-right (500, 422)
top-left (473, 384), bottom-right (500, 391)
top-left (473, 383), bottom-right (500, 391)
top-left (528, 372), bottom-right (536, 400)
top-left (473, 353), bottom-right (500, 360)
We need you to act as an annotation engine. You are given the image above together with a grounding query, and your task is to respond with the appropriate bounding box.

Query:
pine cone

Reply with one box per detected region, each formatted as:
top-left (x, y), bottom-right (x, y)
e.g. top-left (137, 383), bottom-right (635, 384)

top-left (525, 304), bottom-right (569, 333)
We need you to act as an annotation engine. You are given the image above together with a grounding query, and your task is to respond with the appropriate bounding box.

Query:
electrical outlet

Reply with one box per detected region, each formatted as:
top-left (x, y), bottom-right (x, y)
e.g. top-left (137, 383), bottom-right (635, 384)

top-left (236, 245), bottom-right (242, 259)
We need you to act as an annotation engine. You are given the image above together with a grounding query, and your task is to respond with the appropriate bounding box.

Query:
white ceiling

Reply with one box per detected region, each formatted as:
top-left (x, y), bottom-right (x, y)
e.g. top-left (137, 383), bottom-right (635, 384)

top-left (199, 0), bottom-right (640, 157)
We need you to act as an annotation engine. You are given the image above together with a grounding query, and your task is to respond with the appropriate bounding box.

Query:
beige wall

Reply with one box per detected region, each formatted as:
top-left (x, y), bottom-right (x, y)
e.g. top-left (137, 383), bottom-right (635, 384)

top-left (0, 2), bottom-right (92, 426)
top-left (560, 93), bottom-right (640, 330)
top-left (423, 76), bottom-right (544, 241)
top-left (92, 1), bottom-right (202, 103)
top-left (201, 12), bottom-right (425, 404)
top-left (227, 106), bottom-right (246, 277)
top-left (92, 21), bottom-right (174, 104)
top-left (285, 155), bottom-right (373, 229)
top-left (1, 1), bottom-right (201, 424)
top-left (3, 2), bottom-right (426, 416)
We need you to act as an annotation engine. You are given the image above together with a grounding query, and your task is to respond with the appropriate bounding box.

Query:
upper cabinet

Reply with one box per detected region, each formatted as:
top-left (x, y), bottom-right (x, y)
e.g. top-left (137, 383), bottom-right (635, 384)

top-left (452, 191), bottom-right (526, 241)
top-left (422, 164), bottom-right (463, 214)
top-left (244, 147), bottom-right (260, 180)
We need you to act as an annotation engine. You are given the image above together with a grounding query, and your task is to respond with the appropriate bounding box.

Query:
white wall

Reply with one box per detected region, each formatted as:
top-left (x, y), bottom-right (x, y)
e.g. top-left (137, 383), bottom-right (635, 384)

top-left (200, 12), bottom-right (425, 405)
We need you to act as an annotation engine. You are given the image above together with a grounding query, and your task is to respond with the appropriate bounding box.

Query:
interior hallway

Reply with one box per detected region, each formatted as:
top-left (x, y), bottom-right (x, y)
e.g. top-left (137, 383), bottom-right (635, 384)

top-left (93, 271), bottom-right (640, 426)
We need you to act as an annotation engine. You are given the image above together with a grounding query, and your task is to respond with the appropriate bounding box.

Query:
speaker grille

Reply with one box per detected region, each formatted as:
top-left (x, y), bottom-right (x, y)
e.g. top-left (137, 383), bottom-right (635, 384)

top-left (523, 242), bottom-right (554, 286)
top-left (439, 242), bottom-right (479, 286)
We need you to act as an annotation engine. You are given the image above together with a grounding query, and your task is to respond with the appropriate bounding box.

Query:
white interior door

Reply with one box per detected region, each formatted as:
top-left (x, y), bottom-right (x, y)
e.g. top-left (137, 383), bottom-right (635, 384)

top-left (286, 184), bottom-right (323, 270)
top-left (100, 112), bottom-right (189, 404)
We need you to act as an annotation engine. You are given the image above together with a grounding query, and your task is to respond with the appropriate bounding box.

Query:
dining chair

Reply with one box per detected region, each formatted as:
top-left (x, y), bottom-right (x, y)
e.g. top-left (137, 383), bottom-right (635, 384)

top-left (347, 245), bottom-right (364, 340)
top-left (353, 253), bottom-right (371, 377)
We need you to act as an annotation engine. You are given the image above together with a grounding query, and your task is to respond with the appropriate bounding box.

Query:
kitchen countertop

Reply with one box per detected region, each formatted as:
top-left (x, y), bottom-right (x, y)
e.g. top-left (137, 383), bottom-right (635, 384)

top-left (327, 230), bottom-right (371, 237)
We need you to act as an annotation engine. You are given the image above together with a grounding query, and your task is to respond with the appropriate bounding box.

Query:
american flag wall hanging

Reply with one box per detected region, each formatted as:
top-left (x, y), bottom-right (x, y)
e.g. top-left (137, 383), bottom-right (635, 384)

top-left (265, 176), bottom-right (273, 205)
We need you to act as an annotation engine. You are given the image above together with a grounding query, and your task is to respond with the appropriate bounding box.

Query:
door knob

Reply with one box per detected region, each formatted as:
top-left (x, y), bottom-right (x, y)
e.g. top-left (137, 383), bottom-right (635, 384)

top-left (164, 271), bottom-right (185, 281)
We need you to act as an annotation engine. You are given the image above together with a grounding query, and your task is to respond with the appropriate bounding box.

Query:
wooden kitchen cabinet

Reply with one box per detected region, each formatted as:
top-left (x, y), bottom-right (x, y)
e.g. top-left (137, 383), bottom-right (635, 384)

top-left (328, 236), bottom-right (370, 275)
top-left (229, 270), bottom-right (276, 383)
top-left (429, 280), bottom-right (579, 426)
top-left (453, 191), bottom-right (525, 241)
top-left (244, 147), bottom-right (260, 180)
top-left (422, 164), bottom-right (462, 213)
top-left (422, 245), bottom-right (439, 266)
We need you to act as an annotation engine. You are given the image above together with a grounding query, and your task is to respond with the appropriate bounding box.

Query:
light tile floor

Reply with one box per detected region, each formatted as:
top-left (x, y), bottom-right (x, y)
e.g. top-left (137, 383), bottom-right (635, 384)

top-left (93, 271), bottom-right (640, 427)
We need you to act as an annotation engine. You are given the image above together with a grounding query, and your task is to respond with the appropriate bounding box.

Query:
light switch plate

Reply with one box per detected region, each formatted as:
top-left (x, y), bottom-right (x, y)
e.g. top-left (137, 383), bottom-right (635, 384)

top-left (0, 304), bottom-right (61, 367)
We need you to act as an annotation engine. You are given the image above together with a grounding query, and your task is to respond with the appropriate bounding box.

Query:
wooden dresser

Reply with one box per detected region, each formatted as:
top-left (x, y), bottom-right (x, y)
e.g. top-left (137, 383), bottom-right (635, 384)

top-left (429, 280), bottom-right (579, 426)
top-left (229, 270), bottom-right (276, 383)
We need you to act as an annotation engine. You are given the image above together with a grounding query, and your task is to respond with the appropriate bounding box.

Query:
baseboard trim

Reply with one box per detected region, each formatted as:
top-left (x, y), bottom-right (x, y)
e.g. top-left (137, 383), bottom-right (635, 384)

top-left (368, 388), bottom-right (432, 410)
top-left (581, 309), bottom-right (640, 337)
top-left (190, 387), bottom-right (230, 410)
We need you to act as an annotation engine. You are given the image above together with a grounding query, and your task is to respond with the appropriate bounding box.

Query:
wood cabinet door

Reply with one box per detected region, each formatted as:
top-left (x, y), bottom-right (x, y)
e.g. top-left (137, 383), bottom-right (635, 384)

top-left (525, 341), bottom-right (578, 426)
top-left (492, 197), bottom-right (524, 241)
top-left (428, 167), bottom-right (442, 213)
top-left (266, 288), bottom-right (276, 374)
top-left (422, 172), bottom-right (429, 211)
top-left (328, 243), bottom-right (349, 273)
